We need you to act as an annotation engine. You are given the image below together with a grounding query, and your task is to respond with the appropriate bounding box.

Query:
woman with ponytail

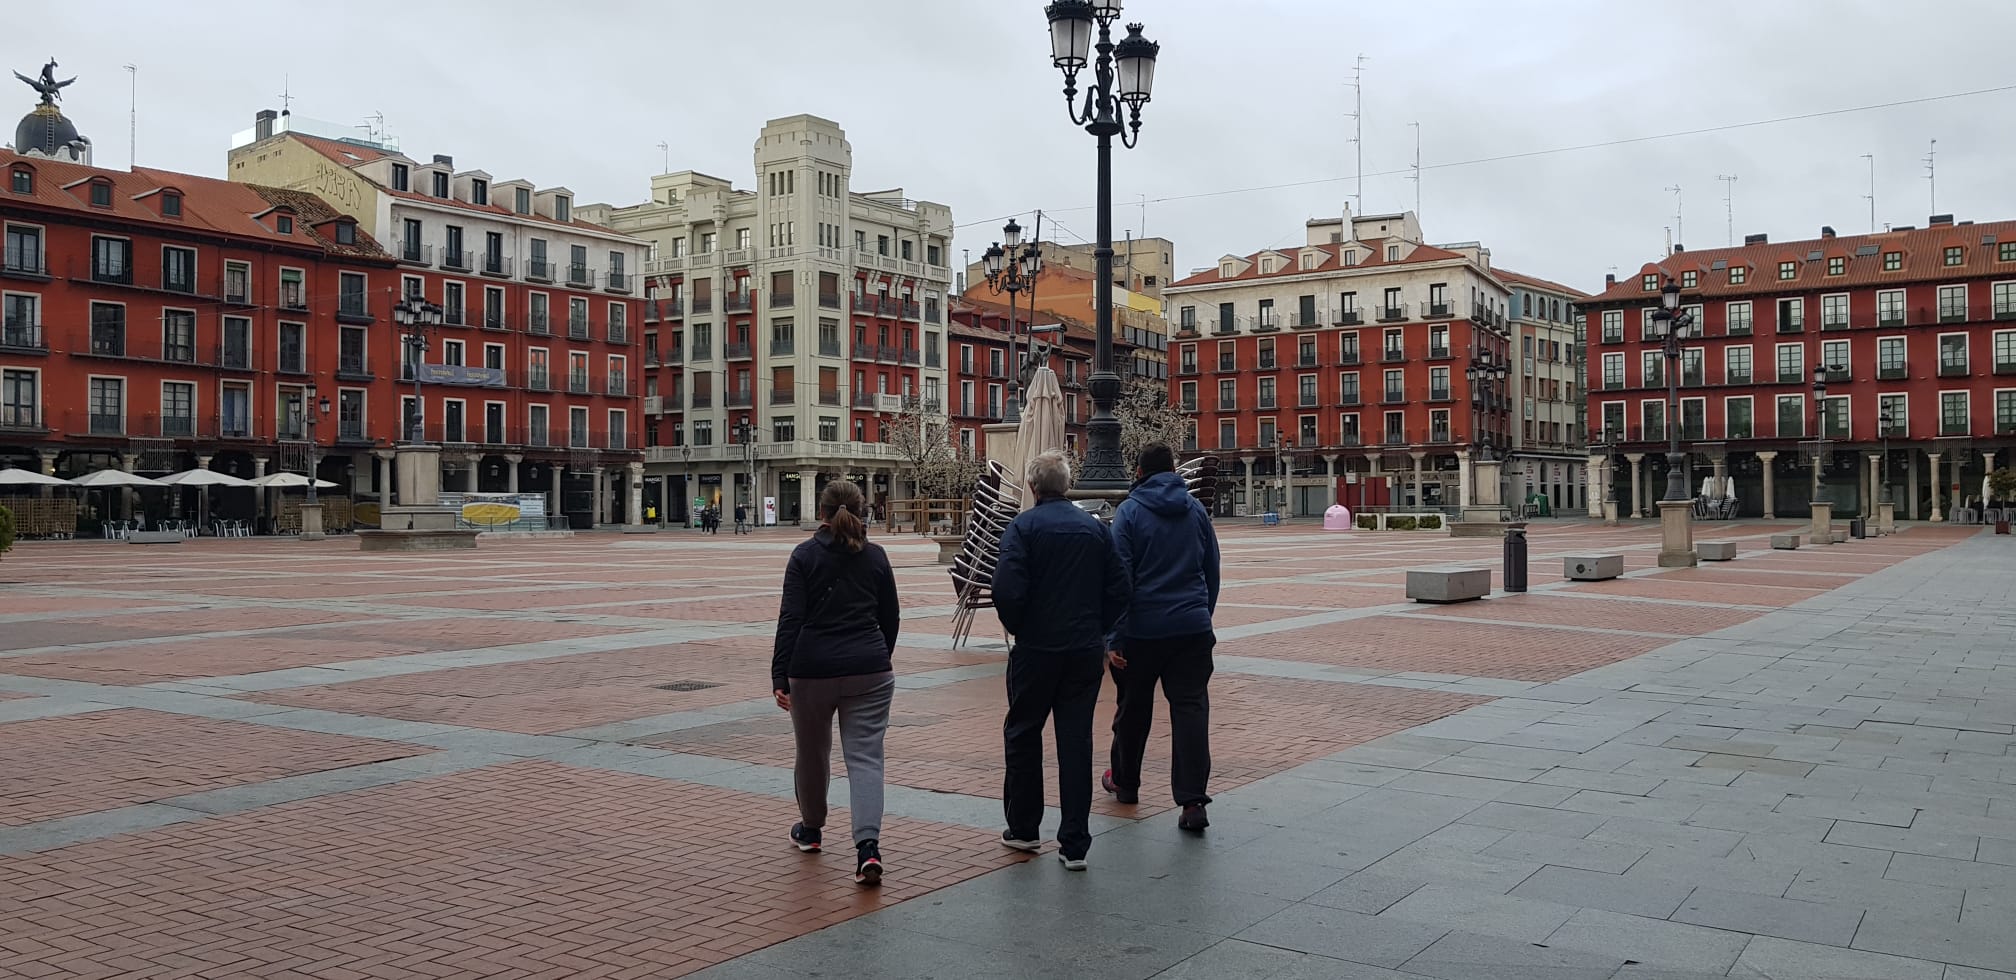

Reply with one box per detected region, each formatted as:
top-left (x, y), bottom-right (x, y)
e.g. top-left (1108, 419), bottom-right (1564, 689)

top-left (771, 479), bottom-right (900, 885)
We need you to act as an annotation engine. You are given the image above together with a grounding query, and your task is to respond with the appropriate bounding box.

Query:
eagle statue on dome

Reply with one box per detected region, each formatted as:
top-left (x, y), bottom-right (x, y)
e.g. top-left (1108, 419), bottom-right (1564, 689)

top-left (15, 59), bottom-right (75, 106)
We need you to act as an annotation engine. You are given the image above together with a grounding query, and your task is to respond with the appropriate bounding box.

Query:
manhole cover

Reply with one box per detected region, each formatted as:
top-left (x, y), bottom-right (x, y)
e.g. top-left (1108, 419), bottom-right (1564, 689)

top-left (653, 681), bottom-right (723, 692)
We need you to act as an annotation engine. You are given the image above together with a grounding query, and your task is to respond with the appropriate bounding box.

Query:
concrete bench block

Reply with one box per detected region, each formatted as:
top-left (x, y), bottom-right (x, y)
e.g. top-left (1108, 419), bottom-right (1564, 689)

top-left (1770, 534), bottom-right (1801, 550)
top-left (127, 531), bottom-right (185, 544)
top-left (1831, 530), bottom-right (1848, 544)
top-left (1407, 568), bottom-right (1490, 603)
top-left (1698, 541), bottom-right (1737, 561)
top-left (1563, 555), bottom-right (1624, 581)
top-left (620, 524), bottom-right (660, 534)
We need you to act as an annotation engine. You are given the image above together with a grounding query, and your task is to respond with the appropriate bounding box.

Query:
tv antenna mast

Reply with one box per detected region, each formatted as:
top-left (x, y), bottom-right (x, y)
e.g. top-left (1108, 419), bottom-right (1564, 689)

top-left (1665, 185), bottom-right (1683, 247)
top-left (1407, 122), bottom-right (1421, 218)
top-left (1861, 154), bottom-right (1875, 232)
top-left (1923, 139), bottom-right (1937, 213)
top-left (1716, 175), bottom-right (1737, 246)
top-left (1347, 54), bottom-right (1367, 214)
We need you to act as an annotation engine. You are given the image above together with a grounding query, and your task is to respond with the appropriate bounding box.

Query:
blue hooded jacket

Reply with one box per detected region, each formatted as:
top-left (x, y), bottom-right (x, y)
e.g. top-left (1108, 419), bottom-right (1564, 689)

top-left (1108, 470), bottom-right (1220, 650)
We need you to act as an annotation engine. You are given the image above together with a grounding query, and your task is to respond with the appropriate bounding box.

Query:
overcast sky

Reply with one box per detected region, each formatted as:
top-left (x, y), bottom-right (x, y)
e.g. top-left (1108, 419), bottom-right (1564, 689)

top-left (13, 1), bottom-right (2016, 292)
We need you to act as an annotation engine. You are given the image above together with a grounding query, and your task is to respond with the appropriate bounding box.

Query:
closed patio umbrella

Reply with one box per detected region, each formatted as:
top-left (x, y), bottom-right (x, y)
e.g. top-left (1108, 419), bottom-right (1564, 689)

top-left (1013, 365), bottom-right (1067, 512)
top-left (0, 466), bottom-right (70, 487)
top-left (69, 469), bottom-right (165, 488)
top-left (247, 472), bottom-right (338, 489)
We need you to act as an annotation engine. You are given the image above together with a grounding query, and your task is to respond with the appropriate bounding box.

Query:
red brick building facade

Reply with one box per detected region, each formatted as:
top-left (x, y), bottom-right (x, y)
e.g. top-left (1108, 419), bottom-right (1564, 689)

top-left (1581, 216), bottom-right (2016, 520)
top-left (1, 149), bottom-right (402, 525)
top-left (944, 295), bottom-right (1092, 458)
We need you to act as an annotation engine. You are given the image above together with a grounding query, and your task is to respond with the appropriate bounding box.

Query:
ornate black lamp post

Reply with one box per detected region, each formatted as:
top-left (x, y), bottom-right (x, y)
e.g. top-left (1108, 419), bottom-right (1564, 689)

top-left (1649, 278), bottom-right (1694, 501)
top-left (981, 218), bottom-right (1043, 424)
top-left (392, 294), bottom-right (444, 443)
top-left (1464, 351), bottom-right (1510, 460)
top-left (1045, 0), bottom-right (1159, 488)
top-left (1811, 364), bottom-right (1829, 499)
top-left (301, 385), bottom-right (331, 506)
top-left (1879, 407), bottom-right (1894, 503)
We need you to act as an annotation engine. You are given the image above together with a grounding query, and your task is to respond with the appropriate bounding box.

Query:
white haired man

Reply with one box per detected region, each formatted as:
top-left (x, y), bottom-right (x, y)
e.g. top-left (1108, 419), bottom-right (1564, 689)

top-left (991, 450), bottom-right (1131, 870)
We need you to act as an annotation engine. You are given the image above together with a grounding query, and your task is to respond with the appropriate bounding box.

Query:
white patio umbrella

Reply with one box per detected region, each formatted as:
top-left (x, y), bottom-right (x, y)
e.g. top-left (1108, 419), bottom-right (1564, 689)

top-left (158, 468), bottom-right (253, 531)
top-left (0, 466), bottom-right (71, 487)
top-left (1014, 365), bottom-right (1067, 513)
top-left (69, 469), bottom-right (165, 488)
top-left (247, 472), bottom-right (338, 489)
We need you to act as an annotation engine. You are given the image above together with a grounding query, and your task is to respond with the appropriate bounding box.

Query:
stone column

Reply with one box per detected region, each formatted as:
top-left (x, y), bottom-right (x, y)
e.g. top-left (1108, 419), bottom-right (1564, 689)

top-left (1756, 451), bottom-right (1778, 519)
top-left (505, 454), bottom-right (522, 494)
top-left (1710, 454), bottom-right (1728, 502)
top-left (1625, 453), bottom-right (1645, 518)
top-left (116, 453), bottom-right (136, 520)
top-left (1456, 449), bottom-right (1472, 509)
top-left (1241, 456), bottom-right (1256, 514)
top-left (1868, 453), bottom-right (1881, 511)
top-left (1585, 454), bottom-right (1604, 519)
top-left (1952, 453), bottom-right (1966, 514)
top-left (1928, 452), bottom-right (1943, 522)
top-left (375, 451), bottom-right (394, 505)
top-left (799, 469), bottom-right (819, 529)
top-left (253, 457), bottom-right (269, 532)
top-left (590, 465), bottom-right (606, 525)
top-left (1324, 455), bottom-right (1338, 510)
top-left (627, 461), bottom-right (644, 527)
top-left (1410, 452), bottom-right (1426, 509)
top-left (550, 466), bottom-right (565, 529)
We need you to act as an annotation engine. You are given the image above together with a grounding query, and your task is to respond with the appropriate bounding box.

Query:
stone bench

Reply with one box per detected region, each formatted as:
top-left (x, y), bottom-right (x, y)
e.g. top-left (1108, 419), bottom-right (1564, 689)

top-left (621, 524), bottom-right (660, 534)
top-left (1831, 529), bottom-right (1848, 544)
top-left (932, 535), bottom-right (964, 565)
top-left (1770, 534), bottom-right (1801, 550)
top-left (1699, 541), bottom-right (1737, 561)
top-left (1406, 568), bottom-right (1490, 604)
top-left (127, 531), bottom-right (185, 545)
top-left (1563, 555), bottom-right (1623, 581)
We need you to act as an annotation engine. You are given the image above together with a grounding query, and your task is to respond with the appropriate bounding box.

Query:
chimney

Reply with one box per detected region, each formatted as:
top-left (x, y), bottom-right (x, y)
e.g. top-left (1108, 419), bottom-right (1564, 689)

top-left (433, 154), bottom-right (454, 169)
top-left (1743, 233), bottom-right (1769, 246)
top-left (1929, 213), bottom-right (1954, 227)
top-left (1605, 273), bottom-right (1616, 287)
top-left (1673, 244), bottom-right (1686, 253)
top-left (1821, 226), bottom-right (1836, 239)
top-left (255, 109), bottom-right (277, 141)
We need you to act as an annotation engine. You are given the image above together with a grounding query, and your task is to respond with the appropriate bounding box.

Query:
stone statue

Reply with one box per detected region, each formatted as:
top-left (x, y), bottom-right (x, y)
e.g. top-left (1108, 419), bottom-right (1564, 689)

top-left (1016, 339), bottom-right (1053, 392)
top-left (15, 59), bottom-right (73, 106)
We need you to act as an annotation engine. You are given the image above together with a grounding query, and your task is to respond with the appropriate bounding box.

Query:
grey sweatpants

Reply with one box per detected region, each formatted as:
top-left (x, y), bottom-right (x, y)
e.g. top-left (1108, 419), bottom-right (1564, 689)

top-left (787, 671), bottom-right (895, 845)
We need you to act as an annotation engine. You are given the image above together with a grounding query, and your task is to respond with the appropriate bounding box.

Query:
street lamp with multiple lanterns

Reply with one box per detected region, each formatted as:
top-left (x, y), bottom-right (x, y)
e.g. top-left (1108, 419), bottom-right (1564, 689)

top-left (981, 218), bottom-right (1044, 424)
top-left (1649, 278), bottom-right (1695, 502)
top-left (1464, 350), bottom-right (1510, 461)
top-left (299, 385), bottom-right (331, 506)
top-left (1044, 0), bottom-right (1159, 489)
top-left (392, 294), bottom-right (445, 444)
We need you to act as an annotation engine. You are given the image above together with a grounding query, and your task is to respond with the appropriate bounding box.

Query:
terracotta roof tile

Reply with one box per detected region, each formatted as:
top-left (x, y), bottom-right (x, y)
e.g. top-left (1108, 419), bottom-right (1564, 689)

top-left (1586, 220), bottom-right (2016, 305)
top-left (1167, 237), bottom-right (1469, 289)
top-left (1493, 267), bottom-right (1591, 298)
top-left (291, 134), bottom-right (634, 237)
top-left (2, 149), bottom-right (386, 260)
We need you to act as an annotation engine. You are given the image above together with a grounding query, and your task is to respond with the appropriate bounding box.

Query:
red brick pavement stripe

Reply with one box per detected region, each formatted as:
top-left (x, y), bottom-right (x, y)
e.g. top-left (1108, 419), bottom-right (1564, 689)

top-left (1224, 614), bottom-right (1672, 682)
top-left (0, 709), bottom-right (427, 827)
top-left (0, 761), bottom-right (1024, 979)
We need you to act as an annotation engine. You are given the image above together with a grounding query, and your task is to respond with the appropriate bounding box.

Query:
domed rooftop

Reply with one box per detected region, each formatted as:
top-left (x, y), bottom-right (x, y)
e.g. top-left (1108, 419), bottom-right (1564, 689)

top-left (15, 102), bottom-right (86, 158)
top-left (11, 59), bottom-right (89, 162)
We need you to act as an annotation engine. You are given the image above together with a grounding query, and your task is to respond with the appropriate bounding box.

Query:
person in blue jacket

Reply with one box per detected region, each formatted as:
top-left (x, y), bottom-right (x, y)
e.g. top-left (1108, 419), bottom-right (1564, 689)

top-left (991, 450), bottom-right (1131, 870)
top-left (1101, 443), bottom-right (1221, 831)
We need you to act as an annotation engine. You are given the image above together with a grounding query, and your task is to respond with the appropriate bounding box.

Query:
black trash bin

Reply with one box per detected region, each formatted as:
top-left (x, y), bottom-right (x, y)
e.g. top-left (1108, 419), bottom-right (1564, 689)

top-left (1503, 525), bottom-right (1529, 593)
top-left (1849, 518), bottom-right (1866, 539)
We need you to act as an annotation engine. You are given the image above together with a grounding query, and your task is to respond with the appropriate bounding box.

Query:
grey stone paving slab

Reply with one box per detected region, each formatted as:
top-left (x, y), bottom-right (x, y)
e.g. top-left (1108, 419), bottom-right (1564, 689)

top-left (1885, 853), bottom-right (2016, 890)
top-left (1232, 905), bottom-right (1448, 969)
top-left (1378, 883), bottom-right (1580, 942)
top-left (1458, 800), bottom-right (1608, 838)
top-left (1480, 829), bottom-right (1650, 873)
top-left (1303, 871), bottom-right (1427, 915)
top-left (1557, 789), bottom-right (1705, 822)
top-left (1825, 821), bottom-right (1980, 861)
top-left (1399, 928), bottom-right (1625, 980)
top-left (1587, 815), bottom-right (1747, 859)
top-left (1143, 939), bottom-right (1311, 980)
top-left (1731, 934), bottom-right (1944, 978)
top-left (1851, 910), bottom-right (2016, 975)
top-left (1785, 867), bottom-right (1964, 919)
top-left (1510, 865), bottom-right (1695, 918)
top-left (1545, 907), bottom-right (1754, 975)
top-left (0, 802), bottom-right (207, 856)
top-left (1776, 793), bottom-right (1922, 827)
top-left (1670, 886), bottom-right (1865, 946)
top-left (0, 697), bottom-right (120, 723)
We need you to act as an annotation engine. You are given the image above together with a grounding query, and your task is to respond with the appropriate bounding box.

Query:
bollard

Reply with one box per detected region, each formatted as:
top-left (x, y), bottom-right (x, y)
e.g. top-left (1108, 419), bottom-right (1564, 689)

top-left (1503, 526), bottom-right (1529, 593)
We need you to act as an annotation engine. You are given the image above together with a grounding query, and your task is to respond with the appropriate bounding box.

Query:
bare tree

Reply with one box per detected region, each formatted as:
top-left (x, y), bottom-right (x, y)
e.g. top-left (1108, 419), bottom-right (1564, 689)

top-left (886, 405), bottom-right (980, 500)
top-left (1114, 374), bottom-right (1191, 471)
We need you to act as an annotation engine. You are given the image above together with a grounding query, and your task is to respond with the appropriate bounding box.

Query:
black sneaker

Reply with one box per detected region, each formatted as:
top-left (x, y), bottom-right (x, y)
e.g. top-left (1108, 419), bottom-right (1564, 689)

top-left (855, 840), bottom-right (883, 886)
top-left (790, 822), bottom-right (822, 853)
top-left (1101, 768), bottom-right (1138, 805)
top-left (1178, 803), bottom-right (1209, 833)
top-left (1000, 830), bottom-right (1041, 853)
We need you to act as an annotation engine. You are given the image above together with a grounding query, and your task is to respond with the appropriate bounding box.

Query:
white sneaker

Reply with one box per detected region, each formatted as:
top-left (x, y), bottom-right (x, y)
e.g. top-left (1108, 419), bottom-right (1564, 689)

top-left (1000, 832), bottom-right (1041, 853)
top-left (1058, 853), bottom-right (1088, 872)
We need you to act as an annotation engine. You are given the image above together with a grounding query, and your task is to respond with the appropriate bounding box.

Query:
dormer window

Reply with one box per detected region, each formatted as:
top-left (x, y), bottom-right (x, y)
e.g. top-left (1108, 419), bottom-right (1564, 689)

top-left (1944, 246), bottom-right (1964, 267)
top-left (161, 191), bottom-right (182, 217)
top-left (431, 172), bottom-right (449, 198)
top-left (1219, 261), bottom-right (1237, 278)
top-left (390, 163), bottom-right (410, 192)
top-left (88, 180), bottom-right (112, 207)
top-left (1641, 273), bottom-right (1658, 291)
top-left (514, 187), bottom-right (531, 214)
top-left (1778, 260), bottom-right (1796, 280)
top-left (9, 168), bottom-right (31, 193)
top-left (1681, 270), bottom-right (1697, 288)
top-left (1386, 244), bottom-right (1401, 261)
top-left (1883, 251), bottom-right (1902, 270)
top-left (334, 221), bottom-right (356, 245)
top-left (1342, 250), bottom-right (1357, 266)
top-left (554, 195), bottom-right (571, 222)
top-left (1729, 266), bottom-right (1747, 284)
top-left (1827, 256), bottom-right (1844, 275)
top-left (276, 214), bottom-right (294, 234)
top-left (470, 179), bottom-right (488, 206)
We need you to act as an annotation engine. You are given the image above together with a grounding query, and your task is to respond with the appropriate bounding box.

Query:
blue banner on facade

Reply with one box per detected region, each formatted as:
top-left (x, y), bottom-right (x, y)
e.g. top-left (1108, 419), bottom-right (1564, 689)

top-left (417, 363), bottom-right (507, 387)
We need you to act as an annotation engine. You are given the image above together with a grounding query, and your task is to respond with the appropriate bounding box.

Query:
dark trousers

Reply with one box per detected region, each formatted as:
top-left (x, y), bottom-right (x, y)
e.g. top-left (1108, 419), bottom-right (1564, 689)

top-left (1003, 648), bottom-right (1105, 859)
top-left (1108, 630), bottom-right (1215, 807)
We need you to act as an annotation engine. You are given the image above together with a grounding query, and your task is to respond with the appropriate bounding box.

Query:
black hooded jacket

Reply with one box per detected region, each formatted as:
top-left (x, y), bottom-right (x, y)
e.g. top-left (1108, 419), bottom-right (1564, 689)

top-left (771, 528), bottom-right (901, 691)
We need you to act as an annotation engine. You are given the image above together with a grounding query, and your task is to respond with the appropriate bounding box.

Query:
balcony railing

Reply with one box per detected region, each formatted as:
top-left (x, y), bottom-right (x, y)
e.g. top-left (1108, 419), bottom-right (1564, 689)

top-left (608, 324), bottom-right (629, 345)
top-left (1257, 396), bottom-right (1277, 410)
top-left (771, 338), bottom-right (796, 356)
top-left (568, 372), bottom-right (591, 394)
top-left (1428, 345), bottom-right (1451, 359)
top-left (726, 389), bottom-right (753, 407)
top-left (1217, 398), bottom-right (1237, 411)
top-left (397, 241), bottom-right (432, 266)
top-left (1253, 315), bottom-right (1280, 333)
top-left (1333, 310), bottom-right (1363, 326)
top-left (1939, 360), bottom-right (1970, 378)
top-left (1940, 306), bottom-right (1968, 324)
top-left (528, 314), bottom-right (551, 336)
top-left (567, 265), bottom-right (594, 287)
top-left (482, 254), bottom-right (512, 277)
top-left (0, 321), bottom-right (45, 352)
top-left (336, 355), bottom-right (372, 381)
top-left (1339, 349), bottom-right (1361, 366)
top-left (819, 390), bottom-right (843, 406)
top-left (726, 295), bottom-right (752, 312)
top-left (441, 250), bottom-right (472, 272)
top-left (526, 259), bottom-right (554, 282)
top-left (1877, 364), bottom-right (1907, 380)
top-left (0, 406), bottom-right (44, 430)
top-left (1428, 302), bottom-right (1452, 318)
top-left (569, 317), bottom-right (590, 340)
top-left (338, 292), bottom-right (372, 323)
top-left (1339, 392), bottom-right (1361, 406)
top-left (1382, 348), bottom-right (1406, 363)
top-left (88, 412), bottom-right (124, 435)
top-left (606, 374), bottom-right (630, 396)
top-left (1378, 304), bottom-right (1409, 322)
top-left (771, 389), bottom-right (796, 405)
top-left (2, 251), bottom-right (50, 278)
top-left (819, 291), bottom-right (842, 309)
top-left (726, 342), bottom-right (752, 360)
top-left (606, 272), bottom-right (632, 293)
top-left (1382, 390), bottom-right (1407, 404)
top-left (1428, 387), bottom-right (1452, 402)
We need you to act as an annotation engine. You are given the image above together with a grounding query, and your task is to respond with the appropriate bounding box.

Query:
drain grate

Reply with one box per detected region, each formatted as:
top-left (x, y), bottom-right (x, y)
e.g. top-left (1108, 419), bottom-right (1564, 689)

top-left (653, 680), bottom-right (724, 692)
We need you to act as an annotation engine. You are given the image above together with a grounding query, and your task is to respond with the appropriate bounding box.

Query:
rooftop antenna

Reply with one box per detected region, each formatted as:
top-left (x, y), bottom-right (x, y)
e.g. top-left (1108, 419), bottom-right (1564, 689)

top-left (656, 141), bottom-right (669, 174)
top-left (1923, 139), bottom-right (1937, 213)
top-left (1411, 125), bottom-right (1425, 218)
top-left (122, 64), bottom-right (136, 169)
top-left (1665, 184), bottom-right (1683, 248)
top-left (1861, 154), bottom-right (1875, 232)
top-left (278, 75), bottom-right (293, 118)
top-left (1664, 226), bottom-right (1673, 258)
top-left (1347, 54), bottom-right (1367, 214)
top-left (1716, 174), bottom-right (1737, 246)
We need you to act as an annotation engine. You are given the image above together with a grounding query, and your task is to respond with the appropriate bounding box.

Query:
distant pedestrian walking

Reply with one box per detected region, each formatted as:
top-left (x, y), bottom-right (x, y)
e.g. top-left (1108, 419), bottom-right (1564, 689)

top-left (992, 451), bottom-right (1131, 870)
top-left (1102, 443), bottom-right (1220, 832)
top-left (773, 479), bottom-right (900, 886)
top-left (735, 503), bottom-right (749, 534)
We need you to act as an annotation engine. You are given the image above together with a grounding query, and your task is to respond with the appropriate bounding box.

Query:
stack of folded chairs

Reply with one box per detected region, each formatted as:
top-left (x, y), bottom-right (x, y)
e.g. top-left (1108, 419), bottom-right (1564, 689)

top-left (948, 459), bottom-right (1022, 649)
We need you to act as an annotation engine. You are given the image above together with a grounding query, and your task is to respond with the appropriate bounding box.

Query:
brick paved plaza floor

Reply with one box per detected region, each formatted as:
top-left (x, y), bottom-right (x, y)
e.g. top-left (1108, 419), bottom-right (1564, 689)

top-left (1, 518), bottom-right (2011, 979)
